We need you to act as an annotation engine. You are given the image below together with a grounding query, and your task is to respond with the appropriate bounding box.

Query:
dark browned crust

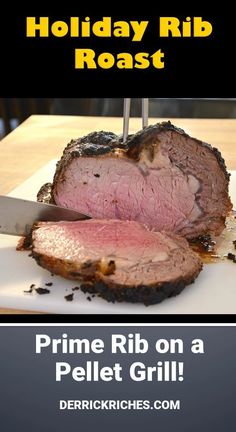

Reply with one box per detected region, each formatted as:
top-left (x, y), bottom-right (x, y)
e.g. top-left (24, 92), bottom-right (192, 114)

top-left (31, 250), bottom-right (202, 306)
top-left (16, 236), bottom-right (30, 251)
top-left (16, 233), bottom-right (33, 251)
top-left (37, 182), bottom-right (55, 204)
top-left (60, 131), bottom-right (120, 161)
top-left (79, 131), bottom-right (119, 147)
top-left (126, 121), bottom-right (230, 180)
top-left (79, 277), bottom-right (194, 306)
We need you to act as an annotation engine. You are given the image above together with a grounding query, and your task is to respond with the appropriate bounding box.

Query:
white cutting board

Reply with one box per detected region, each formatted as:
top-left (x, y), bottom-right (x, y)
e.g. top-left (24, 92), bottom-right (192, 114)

top-left (0, 161), bottom-right (236, 314)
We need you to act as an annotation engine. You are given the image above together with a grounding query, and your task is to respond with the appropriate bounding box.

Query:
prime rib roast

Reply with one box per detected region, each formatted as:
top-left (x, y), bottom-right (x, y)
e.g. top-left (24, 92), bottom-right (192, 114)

top-left (38, 121), bottom-right (232, 239)
top-left (32, 219), bottom-right (202, 305)
top-left (33, 121), bottom-right (232, 304)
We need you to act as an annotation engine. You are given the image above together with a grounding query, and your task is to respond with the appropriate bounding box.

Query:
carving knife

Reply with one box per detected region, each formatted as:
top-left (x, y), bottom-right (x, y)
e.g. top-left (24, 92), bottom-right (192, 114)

top-left (0, 195), bottom-right (89, 236)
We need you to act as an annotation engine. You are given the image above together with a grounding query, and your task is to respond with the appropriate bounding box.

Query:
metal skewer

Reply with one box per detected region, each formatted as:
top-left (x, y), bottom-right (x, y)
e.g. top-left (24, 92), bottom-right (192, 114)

top-left (123, 98), bottom-right (131, 142)
top-left (123, 98), bottom-right (149, 143)
top-left (142, 98), bottom-right (149, 129)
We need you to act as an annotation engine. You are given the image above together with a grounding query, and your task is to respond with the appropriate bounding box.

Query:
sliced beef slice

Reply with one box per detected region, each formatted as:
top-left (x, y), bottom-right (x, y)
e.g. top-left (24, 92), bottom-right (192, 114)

top-left (32, 219), bottom-right (202, 305)
top-left (39, 122), bottom-right (231, 239)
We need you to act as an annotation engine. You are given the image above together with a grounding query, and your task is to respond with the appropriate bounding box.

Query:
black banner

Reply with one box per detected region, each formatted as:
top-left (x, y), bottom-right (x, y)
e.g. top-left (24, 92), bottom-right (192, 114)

top-left (0, 8), bottom-right (234, 96)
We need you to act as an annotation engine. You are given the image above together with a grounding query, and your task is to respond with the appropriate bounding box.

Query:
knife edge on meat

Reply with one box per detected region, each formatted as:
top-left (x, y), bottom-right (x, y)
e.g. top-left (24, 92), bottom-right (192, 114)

top-left (0, 195), bottom-right (89, 236)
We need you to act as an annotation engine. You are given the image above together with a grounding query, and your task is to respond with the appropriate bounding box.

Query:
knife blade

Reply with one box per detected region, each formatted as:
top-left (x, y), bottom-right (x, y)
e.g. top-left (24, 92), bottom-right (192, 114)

top-left (0, 195), bottom-right (89, 236)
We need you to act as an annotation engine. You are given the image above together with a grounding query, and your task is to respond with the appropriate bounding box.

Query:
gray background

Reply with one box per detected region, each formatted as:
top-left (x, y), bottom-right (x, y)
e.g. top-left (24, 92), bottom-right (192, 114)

top-left (0, 326), bottom-right (235, 432)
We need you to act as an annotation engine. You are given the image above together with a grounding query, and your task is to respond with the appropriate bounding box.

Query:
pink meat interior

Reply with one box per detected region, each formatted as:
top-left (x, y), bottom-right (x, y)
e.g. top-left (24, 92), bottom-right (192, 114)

top-left (33, 219), bottom-right (201, 286)
top-left (33, 219), bottom-right (176, 263)
top-left (54, 157), bottom-right (200, 232)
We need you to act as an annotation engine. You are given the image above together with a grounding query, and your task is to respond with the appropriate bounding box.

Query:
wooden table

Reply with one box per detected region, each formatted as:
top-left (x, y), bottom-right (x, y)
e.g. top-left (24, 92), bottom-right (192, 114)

top-left (0, 115), bottom-right (236, 313)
